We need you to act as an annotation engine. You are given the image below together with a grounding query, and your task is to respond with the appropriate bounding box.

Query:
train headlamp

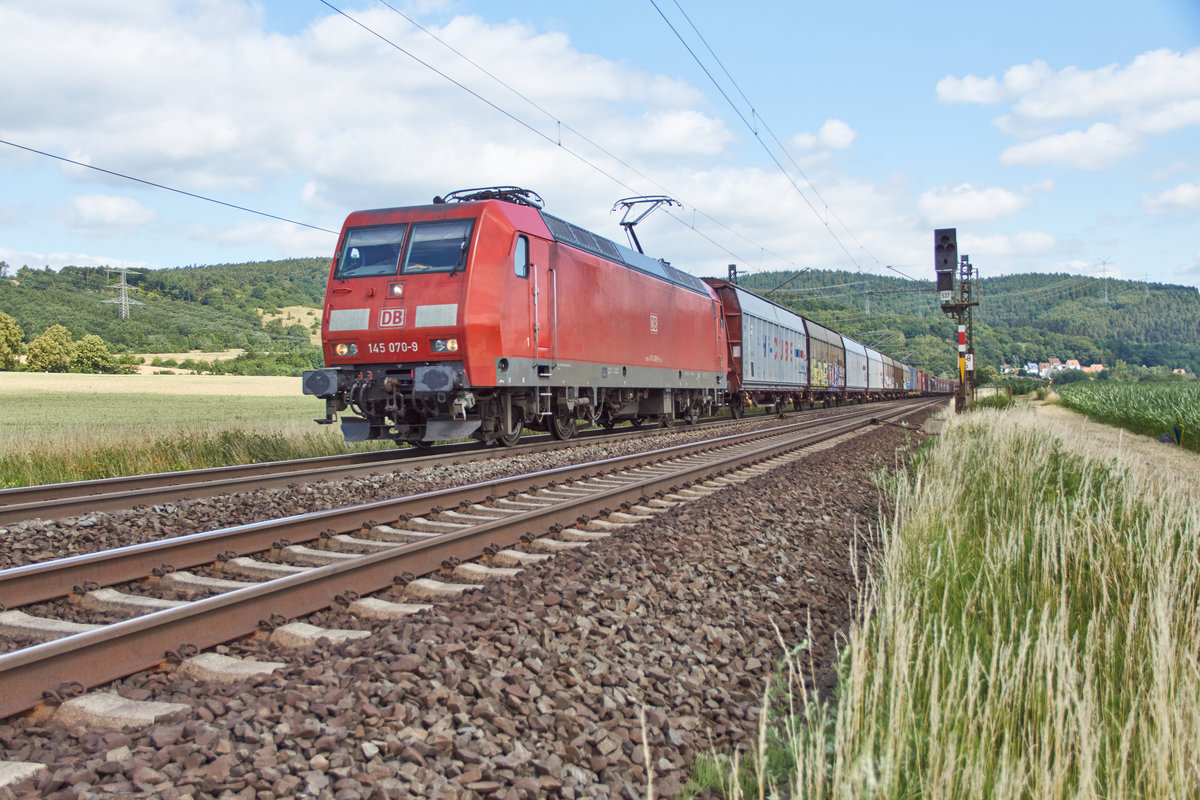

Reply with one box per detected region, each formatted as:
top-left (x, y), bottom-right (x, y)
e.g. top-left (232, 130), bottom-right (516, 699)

top-left (430, 338), bottom-right (459, 353)
top-left (387, 282), bottom-right (404, 298)
top-left (333, 342), bottom-right (358, 357)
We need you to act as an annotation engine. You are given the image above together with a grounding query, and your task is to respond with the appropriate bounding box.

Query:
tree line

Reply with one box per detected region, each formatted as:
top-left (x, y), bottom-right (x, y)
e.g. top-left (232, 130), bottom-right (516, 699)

top-left (2, 258), bottom-right (1197, 378)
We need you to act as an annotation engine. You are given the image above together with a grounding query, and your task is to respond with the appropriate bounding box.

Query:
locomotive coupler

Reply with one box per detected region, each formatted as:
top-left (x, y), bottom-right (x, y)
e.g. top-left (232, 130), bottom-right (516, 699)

top-left (451, 392), bottom-right (476, 421)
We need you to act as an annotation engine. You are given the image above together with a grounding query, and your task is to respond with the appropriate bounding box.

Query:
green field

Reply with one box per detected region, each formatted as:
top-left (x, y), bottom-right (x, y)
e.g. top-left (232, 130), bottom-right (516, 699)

top-left (1057, 381), bottom-right (1199, 451)
top-left (0, 373), bottom-right (385, 488)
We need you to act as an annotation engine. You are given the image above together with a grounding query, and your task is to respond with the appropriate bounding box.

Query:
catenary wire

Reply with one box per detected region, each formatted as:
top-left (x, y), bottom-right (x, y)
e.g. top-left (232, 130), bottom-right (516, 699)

top-left (366, 0), bottom-right (807, 273)
top-left (650, 0), bottom-right (931, 286)
top-left (0, 138), bottom-right (339, 236)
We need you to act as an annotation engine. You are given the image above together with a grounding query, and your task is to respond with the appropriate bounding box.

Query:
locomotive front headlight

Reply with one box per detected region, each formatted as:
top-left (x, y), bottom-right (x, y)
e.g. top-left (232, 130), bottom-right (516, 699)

top-left (333, 342), bottom-right (358, 357)
top-left (430, 338), bottom-right (458, 353)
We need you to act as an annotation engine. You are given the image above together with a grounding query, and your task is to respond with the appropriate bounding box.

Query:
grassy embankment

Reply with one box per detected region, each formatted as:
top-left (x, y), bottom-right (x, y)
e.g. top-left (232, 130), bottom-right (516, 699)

top-left (0, 373), bottom-right (387, 488)
top-left (692, 404), bottom-right (1200, 798)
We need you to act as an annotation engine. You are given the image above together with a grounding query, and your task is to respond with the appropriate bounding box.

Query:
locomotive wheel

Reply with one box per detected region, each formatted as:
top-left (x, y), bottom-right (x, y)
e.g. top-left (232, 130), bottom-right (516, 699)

top-left (497, 420), bottom-right (524, 447)
top-left (599, 414), bottom-right (617, 430)
top-left (549, 413), bottom-right (577, 440)
top-left (630, 417), bottom-right (645, 429)
top-left (730, 399), bottom-right (744, 419)
top-left (684, 405), bottom-right (699, 425)
top-left (410, 439), bottom-right (434, 450)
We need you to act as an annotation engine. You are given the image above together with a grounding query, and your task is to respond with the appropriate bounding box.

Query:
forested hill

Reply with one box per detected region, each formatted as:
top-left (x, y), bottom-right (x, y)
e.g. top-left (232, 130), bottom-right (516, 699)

top-left (729, 269), bottom-right (1200, 376)
top-left (0, 259), bottom-right (327, 353)
top-left (1, 258), bottom-right (1197, 377)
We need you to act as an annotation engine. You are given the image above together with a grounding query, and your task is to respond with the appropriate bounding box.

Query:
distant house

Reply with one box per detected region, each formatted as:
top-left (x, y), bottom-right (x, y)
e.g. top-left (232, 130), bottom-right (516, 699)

top-left (1174, 368), bottom-right (1188, 375)
top-left (1000, 363), bottom-right (1014, 375)
top-left (1084, 363), bottom-right (1105, 373)
top-left (1065, 359), bottom-right (1081, 370)
top-left (1039, 362), bottom-right (1051, 378)
top-left (1025, 362), bottom-right (1040, 375)
top-left (1048, 357), bottom-right (1064, 371)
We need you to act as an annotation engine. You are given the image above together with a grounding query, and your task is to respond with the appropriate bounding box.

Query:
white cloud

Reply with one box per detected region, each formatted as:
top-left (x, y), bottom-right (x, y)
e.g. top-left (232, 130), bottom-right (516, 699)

top-left (1142, 182), bottom-right (1200, 214)
top-left (919, 183), bottom-right (1031, 222)
top-left (1021, 178), bottom-right (1055, 194)
top-left (1145, 161), bottom-right (1193, 181)
top-left (62, 195), bottom-right (156, 237)
top-left (961, 231), bottom-right (1056, 257)
top-left (0, 246), bottom-right (156, 272)
top-left (1181, 252), bottom-right (1200, 277)
top-left (940, 48), bottom-right (1200, 171)
top-left (1000, 123), bottom-right (1140, 170)
top-left (790, 119), bottom-right (858, 152)
top-left (936, 61), bottom-right (1055, 104)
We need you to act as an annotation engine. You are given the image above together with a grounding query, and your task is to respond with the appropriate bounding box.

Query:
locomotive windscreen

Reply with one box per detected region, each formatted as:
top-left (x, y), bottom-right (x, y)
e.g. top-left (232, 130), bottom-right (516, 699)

top-left (334, 219), bottom-right (476, 278)
top-left (402, 219), bottom-right (475, 273)
top-left (336, 224), bottom-right (409, 278)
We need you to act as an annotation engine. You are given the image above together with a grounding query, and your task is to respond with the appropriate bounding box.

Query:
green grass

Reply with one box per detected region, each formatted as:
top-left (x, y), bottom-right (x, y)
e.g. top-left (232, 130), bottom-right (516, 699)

top-left (972, 392), bottom-right (1014, 410)
top-left (0, 391), bottom-right (387, 488)
top-left (701, 406), bottom-right (1200, 799)
top-left (1056, 381), bottom-right (1200, 451)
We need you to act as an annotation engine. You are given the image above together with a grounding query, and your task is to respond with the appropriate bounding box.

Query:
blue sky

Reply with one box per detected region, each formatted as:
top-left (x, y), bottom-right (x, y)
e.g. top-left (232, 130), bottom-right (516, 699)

top-left (1, 0), bottom-right (1198, 289)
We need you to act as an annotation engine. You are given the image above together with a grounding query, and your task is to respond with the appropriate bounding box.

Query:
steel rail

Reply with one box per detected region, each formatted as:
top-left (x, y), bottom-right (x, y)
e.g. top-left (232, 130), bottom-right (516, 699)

top-left (0, 405), bottom-right (910, 609)
top-left (0, 400), bottom-right (939, 719)
top-left (0, 403), bottom-right (843, 525)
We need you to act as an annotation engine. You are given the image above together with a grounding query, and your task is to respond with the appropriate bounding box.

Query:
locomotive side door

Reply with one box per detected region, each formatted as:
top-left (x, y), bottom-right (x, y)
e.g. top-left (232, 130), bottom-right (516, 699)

top-left (530, 238), bottom-right (554, 364)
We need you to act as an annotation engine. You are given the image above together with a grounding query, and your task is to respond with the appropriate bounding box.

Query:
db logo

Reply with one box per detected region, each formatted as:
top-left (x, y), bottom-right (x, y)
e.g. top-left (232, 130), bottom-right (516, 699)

top-left (379, 308), bottom-right (406, 328)
top-left (649, 314), bottom-right (658, 334)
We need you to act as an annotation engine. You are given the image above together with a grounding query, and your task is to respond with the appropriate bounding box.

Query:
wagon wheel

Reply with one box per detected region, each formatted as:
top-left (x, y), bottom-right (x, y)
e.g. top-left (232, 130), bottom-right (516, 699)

top-left (599, 413), bottom-right (617, 430)
top-left (629, 417), bottom-right (645, 429)
top-left (410, 439), bottom-right (435, 450)
top-left (549, 412), bottom-right (577, 440)
top-left (497, 419), bottom-right (524, 447)
top-left (730, 397), bottom-right (745, 419)
top-left (684, 405), bottom-right (699, 425)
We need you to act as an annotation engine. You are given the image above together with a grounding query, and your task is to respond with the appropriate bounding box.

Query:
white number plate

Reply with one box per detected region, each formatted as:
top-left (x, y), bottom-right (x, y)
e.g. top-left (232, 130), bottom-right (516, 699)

top-left (367, 341), bottom-right (419, 355)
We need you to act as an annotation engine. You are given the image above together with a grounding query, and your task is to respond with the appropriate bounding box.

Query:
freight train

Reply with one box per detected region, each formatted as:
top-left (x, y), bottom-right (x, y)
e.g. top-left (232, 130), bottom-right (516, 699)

top-left (302, 187), bottom-right (952, 447)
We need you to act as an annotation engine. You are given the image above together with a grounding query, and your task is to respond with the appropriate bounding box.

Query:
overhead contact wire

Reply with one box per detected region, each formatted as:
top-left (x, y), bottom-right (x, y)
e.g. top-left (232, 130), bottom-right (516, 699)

top-left (652, 0), bottom-right (930, 285)
top-left (368, 0), bottom-right (801, 272)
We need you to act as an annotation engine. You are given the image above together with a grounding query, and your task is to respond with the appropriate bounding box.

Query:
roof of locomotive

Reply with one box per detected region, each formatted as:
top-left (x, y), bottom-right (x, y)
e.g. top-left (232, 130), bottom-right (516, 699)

top-left (538, 211), bottom-right (712, 297)
top-left (341, 189), bottom-right (714, 298)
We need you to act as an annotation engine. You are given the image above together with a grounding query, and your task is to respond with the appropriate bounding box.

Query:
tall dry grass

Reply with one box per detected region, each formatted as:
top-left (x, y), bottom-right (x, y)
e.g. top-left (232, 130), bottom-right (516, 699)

top-left (714, 406), bottom-right (1200, 799)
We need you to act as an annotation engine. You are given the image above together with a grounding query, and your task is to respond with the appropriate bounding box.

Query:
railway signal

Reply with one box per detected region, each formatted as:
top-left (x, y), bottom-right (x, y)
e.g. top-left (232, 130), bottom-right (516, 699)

top-left (935, 228), bottom-right (978, 412)
top-left (934, 228), bottom-right (956, 303)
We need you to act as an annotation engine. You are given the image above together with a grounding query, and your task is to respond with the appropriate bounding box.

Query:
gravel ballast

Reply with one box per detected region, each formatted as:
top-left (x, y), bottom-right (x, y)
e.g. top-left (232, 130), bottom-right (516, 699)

top-left (1, 408), bottom-right (937, 799)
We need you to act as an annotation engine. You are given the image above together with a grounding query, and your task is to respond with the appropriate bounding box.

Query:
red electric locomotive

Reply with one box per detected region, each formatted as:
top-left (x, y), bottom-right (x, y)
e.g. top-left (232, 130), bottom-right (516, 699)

top-left (302, 187), bottom-right (728, 447)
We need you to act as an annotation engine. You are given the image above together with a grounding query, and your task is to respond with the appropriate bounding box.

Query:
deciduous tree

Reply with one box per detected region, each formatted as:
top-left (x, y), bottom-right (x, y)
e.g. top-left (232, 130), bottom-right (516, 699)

top-left (0, 311), bottom-right (23, 370)
top-left (26, 324), bottom-right (74, 372)
top-left (72, 334), bottom-right (118, 373)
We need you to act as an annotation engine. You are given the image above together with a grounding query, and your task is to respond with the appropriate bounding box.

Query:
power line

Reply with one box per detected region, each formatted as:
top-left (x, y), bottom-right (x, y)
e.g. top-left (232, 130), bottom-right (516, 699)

top-left (664, 0), bottom-right (892, 273)
top-left (363, 0), bottom-right (812, 274)
top-left (0, 138), bottom-right (339, 236)
top-left (648, 0), bottom-right (928, 285)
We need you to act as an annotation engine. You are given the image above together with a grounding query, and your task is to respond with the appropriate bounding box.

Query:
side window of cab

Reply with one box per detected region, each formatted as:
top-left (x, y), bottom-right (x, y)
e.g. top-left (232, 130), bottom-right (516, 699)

top-left (514, 235), bottom-right (529, 278)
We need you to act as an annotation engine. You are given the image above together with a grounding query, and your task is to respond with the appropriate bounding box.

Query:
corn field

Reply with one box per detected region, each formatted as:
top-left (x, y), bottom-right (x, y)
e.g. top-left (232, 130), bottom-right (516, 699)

top-left (1057, 381), bottom-right (1200, 452)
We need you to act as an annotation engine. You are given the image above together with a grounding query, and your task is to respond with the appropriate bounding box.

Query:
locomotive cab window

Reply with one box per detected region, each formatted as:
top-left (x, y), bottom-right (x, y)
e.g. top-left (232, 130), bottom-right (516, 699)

top-left (335, 224), bottom-right (409, 279)
top-left (402, 219), bottom-right (475, 274)
top-left (513, 235), bottom-right (529, 278)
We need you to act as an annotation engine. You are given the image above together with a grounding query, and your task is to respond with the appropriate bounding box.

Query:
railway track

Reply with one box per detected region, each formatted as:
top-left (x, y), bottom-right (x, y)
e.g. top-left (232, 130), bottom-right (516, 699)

top-left (0, 402), bottom-right (896, 526)
top-left (0, 399), bottom-right (937, 722)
